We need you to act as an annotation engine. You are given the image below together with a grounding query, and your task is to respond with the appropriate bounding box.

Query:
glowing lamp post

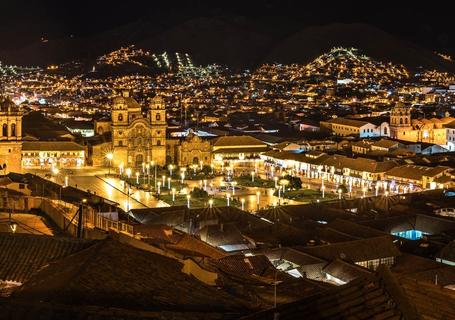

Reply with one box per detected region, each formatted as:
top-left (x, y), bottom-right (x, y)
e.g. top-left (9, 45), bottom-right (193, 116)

top-left (64, 175), bottom-right (69, 187)
top-left (338, 188), bottom-right (342, 200)
top-left (203, 179), bottom-right (207, 191)
top-left (162, 175), bottom-right (166, 186)
top-left (186, 194), bottom-right (191, 208)
top-left (226, 193), bottom-right (231, 207)
top-left (106, 152), bottom-right (113, 175)
top-left (135, 172), bottom-right (139, 185)
top-left (167, 177), bottom-right (171, 189)
top-left (232, 181), bottom-right (237, 195)
top-left (280, 179), bottom-right (289, 194)
top-left (157, 182), bottom-right (161, 195)
top-left (171, 188), bottom-right (176, 202)
top-left (321, 185), bottom-right (325, 198)
top-left (126, 168), bottom-right (132, 211)
top-left (210, 163), bottom-right (214, 175)
top-left (168, 164), bottom-right (174, 177)
top-left (119, 163), bottom-right (124, 176)
top-left (241, 198), bottom-right (245, 211)
top-left (208, 198), bottom-right (213, 208)
top-left (180, 168), bottom-right (186, 184)
top-left (274, 176), bottom-right (278, 188)
top-left (251, 171), bottom-right (255, 182)
top-left (256, 191), bottom-right (260, 210)
top-left (199, 160), bottom-right (203, 171)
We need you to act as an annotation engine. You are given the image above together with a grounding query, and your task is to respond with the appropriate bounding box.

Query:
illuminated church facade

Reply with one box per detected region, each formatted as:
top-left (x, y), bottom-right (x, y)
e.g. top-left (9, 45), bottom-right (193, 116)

top-left (110, 91), bottom-right (167, 168)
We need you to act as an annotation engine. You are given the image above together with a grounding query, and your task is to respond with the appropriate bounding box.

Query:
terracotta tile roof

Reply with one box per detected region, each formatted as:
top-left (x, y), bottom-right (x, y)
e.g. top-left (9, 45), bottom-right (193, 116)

top-left (399, 276), bottom-right (455, 319)
top-left (213, 135), bottom-right (267, 147)
top-left (327, 117), bottom-right (370, 128)
top-left (386, 165), bottom-right (451, 180)
top-left (22, 141), bottom-right (85, 151)
top-left (12, 238), bottom-right (249, 313)
top-left (241, 265), bottom-right (421, 320)
top-left (296, 236), bottom-right (401, 263)
top-left (327, 219), bottom-right (387, 239)
top-left (322, 259), bottom-right (372, 283)
top-left (0, 233), bottom-right (93, 283)
top-left (213, 254), bottom-right (276, 278)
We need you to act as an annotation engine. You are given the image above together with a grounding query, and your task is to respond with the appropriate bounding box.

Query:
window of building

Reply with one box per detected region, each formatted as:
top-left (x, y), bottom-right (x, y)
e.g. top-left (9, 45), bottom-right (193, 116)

top-left (11, 123), bottom-right (16, 137)
top-left (119, 140), bottom-right (123, 146)
top-left (157, 140), bottom-right (161, 146)
top-left (118, 114), bottom-right (123, 121)
top-left (156, 113), bottom-right (161, 121)
top-left (2, 124), bottom-right (7, 136)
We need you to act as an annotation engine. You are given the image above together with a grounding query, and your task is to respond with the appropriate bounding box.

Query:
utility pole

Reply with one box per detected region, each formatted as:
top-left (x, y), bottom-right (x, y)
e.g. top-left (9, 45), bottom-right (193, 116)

top-left (77, 202), bottom-right (84, 238)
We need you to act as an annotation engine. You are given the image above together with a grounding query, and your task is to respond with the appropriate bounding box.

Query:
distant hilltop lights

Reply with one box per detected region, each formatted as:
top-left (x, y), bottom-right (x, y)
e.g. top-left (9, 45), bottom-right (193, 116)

top-left (96, 45), bottom-right (194, 72)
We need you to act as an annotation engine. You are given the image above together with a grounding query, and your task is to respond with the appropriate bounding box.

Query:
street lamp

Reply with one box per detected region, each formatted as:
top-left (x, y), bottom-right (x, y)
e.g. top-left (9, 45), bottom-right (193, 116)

top-left (186, 194), bottom-right (191, 208)
top-left (146, 164), bottom-right (150, 185)
top-left (208, 198), bottom-right (213, 208)
top-left (157, 181), bottom-right (161, 194)
top-left (338, 188), bottom-right (342, 200)
top-left (274, 176), bottom-right (278, 188)
top-left (203, 179), bottom-right (207, 191)
top-left (168, 164), bottom-right (174, 177)
top-left (241, 198), bottom-right (245, 211)
top-left (256, 191), bottom-right (260, 210)
top-left (106, 152), bottom-right (113, 175)
top-left (280, 179), bottom-right (289, 194)
top-left (171, 188), bottom-right (176, 202)
top-left (135, 172), bottom-right (139, 185)
top-left (232, 181), bottom-right (237, 195)
top-left (210, 163), bottom-right (214, 175)
top-left (126, 168), bottom-right (132, 211)
top-left (199, 160), bottom-right (203, 171)
top-left (226, 193), bottom-right (230, 207)
top-left (321, 185), bottom-right (325, 198)
top-left (167, 177), bottom-right (171, 189)
top-left (119, 163), bottom-right (124, 176)
top-left (251, 171), bottom-right (255, 182)
top-left (162, 175), bottom-right (166, 186)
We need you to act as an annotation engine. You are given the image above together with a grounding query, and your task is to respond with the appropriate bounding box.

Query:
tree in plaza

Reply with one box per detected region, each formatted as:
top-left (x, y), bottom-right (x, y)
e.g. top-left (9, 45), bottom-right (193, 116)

top-left (338, 184), bottom-right (348, 193)
top-left (283, 175), bottom-right (302, 190)
top-left (190, 187), bottom-right (209, 199)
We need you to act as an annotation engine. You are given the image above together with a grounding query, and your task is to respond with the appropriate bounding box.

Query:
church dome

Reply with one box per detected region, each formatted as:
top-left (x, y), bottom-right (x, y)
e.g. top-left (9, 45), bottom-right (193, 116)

top-left (0, 96), bottom-right (19, 113)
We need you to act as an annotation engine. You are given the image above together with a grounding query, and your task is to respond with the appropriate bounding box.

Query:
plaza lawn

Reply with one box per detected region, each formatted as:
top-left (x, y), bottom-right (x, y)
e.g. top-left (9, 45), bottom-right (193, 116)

top-left (274, 189), bottom-right (337, 202)
top-left (235, 175), bottom-right (275, 188)
top-left (160, 194), bottom-right (240, 208)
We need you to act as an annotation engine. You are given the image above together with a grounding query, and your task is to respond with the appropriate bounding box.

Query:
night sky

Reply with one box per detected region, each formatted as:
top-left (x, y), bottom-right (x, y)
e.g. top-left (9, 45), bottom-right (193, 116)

top-left (0, 0), bottom-right (453, 55)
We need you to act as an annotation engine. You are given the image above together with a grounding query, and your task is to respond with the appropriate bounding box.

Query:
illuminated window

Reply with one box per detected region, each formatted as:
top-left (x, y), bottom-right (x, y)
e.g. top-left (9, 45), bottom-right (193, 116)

top-left (118, 114), bottom-right (123, 121)
top-left (157, 140), bottom-right (161, 146)
top-left (156, 113), bottom-right (161, 121)
top-left (11, 123), bottom-right (16, 137)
